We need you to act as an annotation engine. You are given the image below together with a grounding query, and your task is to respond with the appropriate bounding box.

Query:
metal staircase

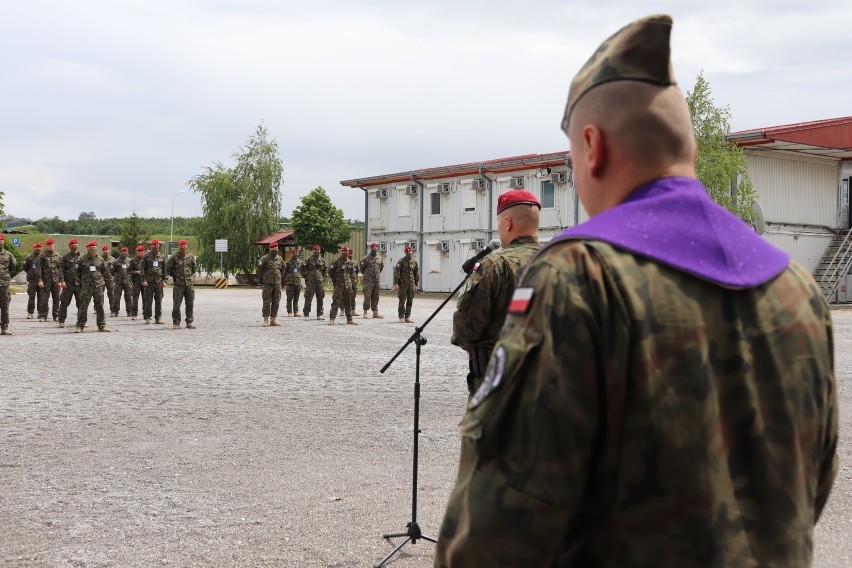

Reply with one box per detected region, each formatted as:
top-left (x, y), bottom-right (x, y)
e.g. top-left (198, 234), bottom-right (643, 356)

top-left (815, 227), bottom-right (852, 302)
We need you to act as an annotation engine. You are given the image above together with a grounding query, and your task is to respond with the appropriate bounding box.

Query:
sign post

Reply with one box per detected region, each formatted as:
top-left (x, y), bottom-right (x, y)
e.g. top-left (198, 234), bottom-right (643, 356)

top-left (214, 239), bottom-right (228, 288)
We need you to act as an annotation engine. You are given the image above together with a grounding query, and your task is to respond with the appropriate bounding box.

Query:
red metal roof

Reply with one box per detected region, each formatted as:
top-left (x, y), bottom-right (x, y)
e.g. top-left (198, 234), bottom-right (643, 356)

top-left (340, 151), bottom-right (570, 188)
top-left (253, 229), bottom-right (293, 245)
top-left (728, 116), bottom-right (852, 161)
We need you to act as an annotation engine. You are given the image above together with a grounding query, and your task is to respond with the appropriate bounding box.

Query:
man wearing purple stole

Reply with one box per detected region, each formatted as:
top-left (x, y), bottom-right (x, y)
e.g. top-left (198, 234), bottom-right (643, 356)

top-left (436, 14), bottom-right (838, 568)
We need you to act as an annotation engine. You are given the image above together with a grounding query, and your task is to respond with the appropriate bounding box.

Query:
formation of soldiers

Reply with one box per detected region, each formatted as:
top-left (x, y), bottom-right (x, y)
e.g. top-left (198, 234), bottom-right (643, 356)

top-left (4, 237), bottom-right (418, 334)
top-left (13, 237), bottom-right (197, 333)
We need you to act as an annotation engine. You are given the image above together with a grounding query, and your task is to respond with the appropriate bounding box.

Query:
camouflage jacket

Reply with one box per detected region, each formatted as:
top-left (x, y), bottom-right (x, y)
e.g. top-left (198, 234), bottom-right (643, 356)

top-left (37, 250), bottom-right (61, 283)
top-left (112, 254), bottom-right (132, 285)
top-left (141, 251), bottom-right (166, 284)
top-left (77, 253), bottom-right (112, 290)
top-left (436, 240), bottom-right (838, 568)
top-left (393, 256), bottom-right (419, 288)
top-left (59, 251), bottom-right (81, 286)
top-left (301, 255), bottom-right (327, 286)
top-left (128, 256), bottom-right (145, 285)
top-left (0, 247), bottom-right (16, 287)
top-left (347, 257), bottom-right (358, 289)
top-left (360, 253), bottom-right (384, 281)
top-left (258, 253), bottom-right (285, 286)
top-left (452, 236), bottom-right (540, 353)
top-left (24, 251), bottom-right (41, 282)
top-left (100, 254), bottom-right (115, 281)
top-left (283, 257), bottom-right (302, 286)
top-left (166, 252), bottom-right (197, 287)
top-left (328, 257), bottom-right (353, 292)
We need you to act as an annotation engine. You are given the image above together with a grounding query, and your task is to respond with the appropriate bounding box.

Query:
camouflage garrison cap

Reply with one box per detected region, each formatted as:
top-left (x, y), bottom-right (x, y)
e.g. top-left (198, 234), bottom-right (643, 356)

top-left (561, 14), bottom-right (675, 133)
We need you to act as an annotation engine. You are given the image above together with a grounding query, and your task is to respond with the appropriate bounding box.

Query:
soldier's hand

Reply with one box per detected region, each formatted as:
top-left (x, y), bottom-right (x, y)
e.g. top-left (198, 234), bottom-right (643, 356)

top-left (393, 284), bottom-right (399, 291)
top-left (59, 282), bottom-right (66, 289)
top-left (414, 285), bottom-right (418, 292)
top-left (162, 282), bottom-right (167, 288)
top-left (142, 281), bottom-right (148, 288)
top-left (38, 280), bottom-right (44, 288)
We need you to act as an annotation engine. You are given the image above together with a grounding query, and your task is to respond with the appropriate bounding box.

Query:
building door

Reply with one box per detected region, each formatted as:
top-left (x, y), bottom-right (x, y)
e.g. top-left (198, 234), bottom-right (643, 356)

top-left (841, 178), bottom-right (849, 230)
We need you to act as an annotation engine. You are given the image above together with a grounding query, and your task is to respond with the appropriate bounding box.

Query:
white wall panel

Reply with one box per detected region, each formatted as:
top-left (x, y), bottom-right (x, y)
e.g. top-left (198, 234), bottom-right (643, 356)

top-left (763, 232), bottom-right (833, 274)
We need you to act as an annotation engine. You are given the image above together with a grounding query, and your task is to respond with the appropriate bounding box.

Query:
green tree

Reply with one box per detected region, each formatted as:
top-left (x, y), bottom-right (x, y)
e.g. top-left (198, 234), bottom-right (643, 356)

top-left (190, 123), bottom-right (283, 276)
top-left (686, 71), bottom-right (757, 222)
top-left (3, 240), bottom-right (23, 277)
top-left (290, 187), bottom-right (351, 253)
top-left (119, 212), bottom-right (150, 250)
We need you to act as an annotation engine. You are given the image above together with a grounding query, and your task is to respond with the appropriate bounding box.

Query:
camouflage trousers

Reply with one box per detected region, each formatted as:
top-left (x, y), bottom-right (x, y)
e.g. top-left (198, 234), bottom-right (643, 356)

top-left (130, 282), bottom-right (143, 317)
top-left (172, 284), bottom-right (194, 325)
top-left (329, 286), bottom-right (353, 321)
top-left (142, 283), bottom-right (164, 320)
top-left (397, 285), bottom-right (414, 319)
top-left (58, 284), bottom-right (80, 323)
top-left (285, 284), bottom-right (300, 314)
top-left (0, 286), bottom-right (9, 330)
top-left (27, 280), bottom-right (38, 315)
top-left (362, 279), bottom-right (380, 312)
top-left (303, 280), bottom-right (324, 317)
top-left (38, 279), bottom-right (60, 320)
top-left (349, 281), bottom-right (357, 313)
top-left (262, 284), bottom-right (281, 318)
top-left (76, 285), bottom-right (106, 330)
top-left (111, 278), bottom-right (132, 316)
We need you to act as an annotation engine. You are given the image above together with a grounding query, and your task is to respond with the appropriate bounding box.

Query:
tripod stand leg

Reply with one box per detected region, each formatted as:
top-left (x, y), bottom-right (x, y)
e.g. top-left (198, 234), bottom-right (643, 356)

top-left (374, 536), bottom-right (412, 568)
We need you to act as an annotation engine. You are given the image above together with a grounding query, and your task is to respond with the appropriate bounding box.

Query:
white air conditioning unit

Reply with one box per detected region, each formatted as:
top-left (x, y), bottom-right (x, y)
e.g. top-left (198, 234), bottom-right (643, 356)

top-left (440, 241), bottom-right (449, 252)
top-left (472, 239), bottom-right (485, 250)
top-left (552, 172), bottom-right (567, 183)
top-left (404, 185), bottom-right (418, 195)
top-left (471, 179), bottom-right (486, 191)
top-left (509, 176), bottom-right (525, 189)
top-left (436, 183), bottom-right (451, 193)
top-left (377, 188), bottom-right (389, 198)
top-left (378, 242), bottom-right (387, 252)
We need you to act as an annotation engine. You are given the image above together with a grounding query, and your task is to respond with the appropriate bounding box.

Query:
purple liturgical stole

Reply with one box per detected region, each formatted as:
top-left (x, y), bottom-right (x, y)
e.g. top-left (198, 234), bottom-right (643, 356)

top-left (557, 177), bottom-right (789, 288)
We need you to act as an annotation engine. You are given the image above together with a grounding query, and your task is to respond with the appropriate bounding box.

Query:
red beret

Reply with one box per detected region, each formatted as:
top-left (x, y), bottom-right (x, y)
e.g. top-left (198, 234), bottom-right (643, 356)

top-left (497, 190), bottom-right (541, 214)
top-left (269, 242), bottom-right (279, 249)
top-left (0, 234), bottom-right (4, 240)
top-left (68, 239), bottom-right (78, 245)
top-left (370, 242), bottom-right (378, 248)
top-left (312, 245), bottom-right (320, 251)
top-left (136, 245), bottom-right (145, 252)
top-left (86, 240), bottom-right (98, 247)
top-left (341, 246), bottom-right (350, 253)
top-left (150, 239), bottom-right (160, 246)
top-left (46, 238), bottom-right (55, 245)
top-left (177, 239), bottom-right (188, 247)
top-left (102, 245), bottom-right (110, 251)
top-left (120, 246), bottom-right (129, 252)
top-left (34, 242), bottom-right (43, 248)
top-left (404, 246), bottom-right (412, 253)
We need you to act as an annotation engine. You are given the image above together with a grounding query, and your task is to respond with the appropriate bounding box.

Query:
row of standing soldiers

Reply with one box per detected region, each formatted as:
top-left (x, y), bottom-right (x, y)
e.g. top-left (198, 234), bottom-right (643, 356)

top-left (20, 238), bottom-right (196, 332)
top-left (257, 242), bottom-right (417, 326)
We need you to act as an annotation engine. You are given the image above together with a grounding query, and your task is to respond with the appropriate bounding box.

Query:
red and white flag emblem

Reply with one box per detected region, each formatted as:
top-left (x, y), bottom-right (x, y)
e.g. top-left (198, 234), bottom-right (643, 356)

top-left (508, 287), bottom-right (535, 315)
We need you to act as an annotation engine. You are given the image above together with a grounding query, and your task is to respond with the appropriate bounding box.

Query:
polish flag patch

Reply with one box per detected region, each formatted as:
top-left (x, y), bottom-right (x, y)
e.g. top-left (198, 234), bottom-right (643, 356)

top-left (508, 287), bottom-right (535, 315)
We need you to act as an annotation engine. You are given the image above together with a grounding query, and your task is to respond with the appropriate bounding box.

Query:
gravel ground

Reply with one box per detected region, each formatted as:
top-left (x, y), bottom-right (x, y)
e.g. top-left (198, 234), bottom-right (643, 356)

top-left (1, 288), bottom-right (849, 567)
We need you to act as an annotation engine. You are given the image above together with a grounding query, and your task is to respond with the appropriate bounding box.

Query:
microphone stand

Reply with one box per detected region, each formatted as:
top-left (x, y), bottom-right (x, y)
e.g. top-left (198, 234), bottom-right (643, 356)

top-left (373, 267), bottom-right (477, 568)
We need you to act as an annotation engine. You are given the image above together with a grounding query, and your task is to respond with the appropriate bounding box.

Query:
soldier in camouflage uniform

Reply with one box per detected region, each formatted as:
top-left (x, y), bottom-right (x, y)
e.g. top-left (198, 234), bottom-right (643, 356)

top-left (452, 190), bottom-right (541, 396)
top-left (141, 239), bottom-right (166, 324)
top-left (257, 241), bottom-right (285, 327)
top-left (327, 246), bottom-right (357, 325)
top-left (36, 237), bottom-right (61, 322)
top-left (346, 246), bottom-right (359, 315)
top-left (56, 238), bottom-right (81, 328)
top-left (436, 15), bottom-right (838, 568)
top-left (128, 245), bottom-right (145, 320)
top-left (301, 244), bottom-right (326, 320)
top-left (393, 246), bottom-right (419, 323)
top-left (74, 241), bottom-right (113, 332)
top-left (0, 234), bottom-right (16, 335)
top-left (110, 246), bottom-right (132, 317)
top-left (360, 242), bottom-right (385, 319)
top-left (23, 242), bottom-right (42, 319)
top-left (99, 245), bottom-right (115, 312)
top-left (166, 239), bottom-right (197, 329)
top-left (283, 247), bottom-right (302, 317)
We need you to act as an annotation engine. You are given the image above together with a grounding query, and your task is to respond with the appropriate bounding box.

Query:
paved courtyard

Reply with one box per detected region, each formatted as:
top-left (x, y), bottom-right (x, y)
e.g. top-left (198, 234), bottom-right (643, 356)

top-left (1, 288), bottom-right (850, 567)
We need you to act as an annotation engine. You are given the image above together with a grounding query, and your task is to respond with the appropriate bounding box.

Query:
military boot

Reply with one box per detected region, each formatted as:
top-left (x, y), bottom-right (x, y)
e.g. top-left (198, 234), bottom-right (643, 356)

top-left (270, 317), bottom-right (281, 327)
top-left (294, 312), bottom-right (302, 317)
top-left (399, 318), bottom-right (405, 323)
top-left (362, 310), bottom-right (368, 318)
top-left (317, 315), bottom-right (325, 320)
top-left (57, 322), bottom-right (65, 328)
top-left (328, 319), bottom-right (335, 325)
top-left (27, 313), bottom-right (33, 320)
top-left (98, 327), bottom-right (111, 332)
top-left (404, 318), bottom-right (414, 323)
top-left (155, 318), bottom-right (164, 325)
top-left (263, 316), bottom-right (269, 327)
top-left (173, 324), bottom-right (180, 330)
top-left (1, 328), bottom-right (11, 336)
top-left (75, 326), bottom-right (83, 333)
top-left (372, 311), bottom-right (384, 319)
top-left (346, 320), bottom-right (358, 325)
top-left (145, 318), bottom-right (151, 324)
top-left (186, 323), bottom-right (197, 329)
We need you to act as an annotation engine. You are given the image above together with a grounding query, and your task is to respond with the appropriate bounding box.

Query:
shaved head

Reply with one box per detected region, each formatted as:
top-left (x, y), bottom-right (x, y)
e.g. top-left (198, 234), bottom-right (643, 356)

top-left (569, 81), bottom-right (696, 173)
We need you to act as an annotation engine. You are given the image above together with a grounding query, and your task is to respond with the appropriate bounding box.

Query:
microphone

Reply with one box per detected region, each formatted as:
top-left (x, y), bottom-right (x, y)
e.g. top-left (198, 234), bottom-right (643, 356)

top-left (462, 239), bottom-right (501, 274)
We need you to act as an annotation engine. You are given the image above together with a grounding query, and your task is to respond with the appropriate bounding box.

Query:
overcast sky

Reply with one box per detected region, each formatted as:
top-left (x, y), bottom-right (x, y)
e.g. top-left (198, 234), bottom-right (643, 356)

top-left (3, 0), bottom-right (850, 223)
